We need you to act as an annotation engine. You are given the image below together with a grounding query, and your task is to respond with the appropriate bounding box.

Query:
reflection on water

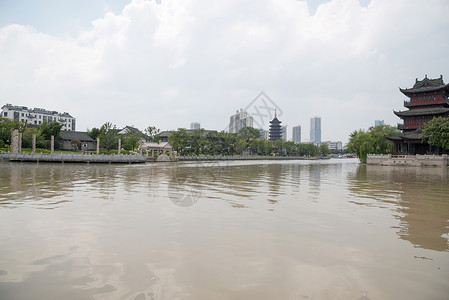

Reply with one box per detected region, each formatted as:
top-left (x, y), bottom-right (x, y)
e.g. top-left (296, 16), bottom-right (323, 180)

top-left (0, 159), bottom-right (449, 300)
top-left (348, 165), bottom-right (449, 252)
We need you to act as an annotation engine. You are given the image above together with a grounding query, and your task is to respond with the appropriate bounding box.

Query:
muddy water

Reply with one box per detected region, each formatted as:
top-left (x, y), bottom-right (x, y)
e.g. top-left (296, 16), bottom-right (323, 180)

top-left (0, 159), bottom-right (448, 299)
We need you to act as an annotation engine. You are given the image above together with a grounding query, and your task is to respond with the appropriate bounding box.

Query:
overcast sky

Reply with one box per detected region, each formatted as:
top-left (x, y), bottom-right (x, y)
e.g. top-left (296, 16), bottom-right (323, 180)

top-left (1, 0), bottom-right (448, 144)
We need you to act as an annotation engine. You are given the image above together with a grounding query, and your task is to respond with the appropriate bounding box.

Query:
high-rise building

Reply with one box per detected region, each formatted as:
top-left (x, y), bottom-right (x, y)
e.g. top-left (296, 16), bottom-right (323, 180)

top-left (310, 117), bottom-right (321, 143)
top-left (269, 111), bottom-right (282, 140)
top-left (257, 128), bottom-right (269, 140)
top-left (292, 125), bottom-right (301, 143)
top-left (374, 120), bottom-right (384, 126)
top-left (229, 109), bottom-right (254, 133)
top-left (281, 125), bottom-right (287, 140)
top-left (190, 122), bottom-right (200, 130)
top-left (1, 103), bottom-right (75, 131)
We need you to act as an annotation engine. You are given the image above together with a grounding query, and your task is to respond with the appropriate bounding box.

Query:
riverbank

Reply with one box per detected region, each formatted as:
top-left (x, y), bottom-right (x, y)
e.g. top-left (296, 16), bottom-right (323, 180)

top-left (367, 154), bottom-right (449, 167)
top-left (0, 152), bottom-right (146, 163)
top-left (0, 152), bottom-right (334, 163)
top-left (178, 155), bottom-right (330, 161)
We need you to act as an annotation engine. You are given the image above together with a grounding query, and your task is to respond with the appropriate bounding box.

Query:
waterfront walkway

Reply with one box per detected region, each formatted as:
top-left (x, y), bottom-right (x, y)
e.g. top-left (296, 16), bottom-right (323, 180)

top-left (0, 152), bottom-right (146, 163)
top-left (179, 156), bottom-right (329, 161)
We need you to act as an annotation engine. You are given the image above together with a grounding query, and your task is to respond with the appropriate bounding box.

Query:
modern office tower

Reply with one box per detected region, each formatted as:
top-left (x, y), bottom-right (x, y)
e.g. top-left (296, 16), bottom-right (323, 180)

top-left (281, 125), bottom-right (287, 140)
top-left (292, 125), bottom-right (301, 143)
top-left (269, 111), bottom-right (282, 140)
top-left (374, 120), bottom-right (384, 126)
top-left (310, 116), bottom-right (321, 143)
top-left (1, 103), bottom-right (76, 131)
top-left (229, 108), bottom-right (254, 133)
top-left (190, 122), bottom-right (201, 129)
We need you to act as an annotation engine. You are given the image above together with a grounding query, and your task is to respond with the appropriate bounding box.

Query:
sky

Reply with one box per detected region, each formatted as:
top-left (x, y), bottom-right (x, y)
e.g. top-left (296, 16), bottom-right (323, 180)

top-left (1, 0), bottom-right (449, 144)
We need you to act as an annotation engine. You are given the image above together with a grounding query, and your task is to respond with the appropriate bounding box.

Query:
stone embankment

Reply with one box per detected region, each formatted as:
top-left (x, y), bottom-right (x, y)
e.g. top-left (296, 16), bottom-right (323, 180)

top-left (0, 152), bottom-right (146, 163)
top-left (179, 156), bottom-right (329, 161)
top-left (367, 154), bottom-right (449, 167)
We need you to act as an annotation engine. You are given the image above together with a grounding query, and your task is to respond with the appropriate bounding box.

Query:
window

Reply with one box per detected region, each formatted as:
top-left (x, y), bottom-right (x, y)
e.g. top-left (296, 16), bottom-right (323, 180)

top-left (39, 115), bottom-right (41, 119)
top-left (34, 121), bottom-right (37, 124)
top-left (21, 113), bottom-right (24, 117)
top-left (3, 112), bottom-right (7, 117)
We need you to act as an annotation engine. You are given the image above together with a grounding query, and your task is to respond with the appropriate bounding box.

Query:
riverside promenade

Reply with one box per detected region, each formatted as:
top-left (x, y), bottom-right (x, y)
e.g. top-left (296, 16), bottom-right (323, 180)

top-left (0, 152), bottom-right (146, 163)
top-left (178, 156), bottom-right (329, 161)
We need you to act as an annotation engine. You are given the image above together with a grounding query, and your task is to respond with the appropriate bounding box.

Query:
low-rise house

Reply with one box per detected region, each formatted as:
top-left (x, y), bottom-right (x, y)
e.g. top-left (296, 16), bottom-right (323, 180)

top-left (60, 131), bottom-right (95, 151)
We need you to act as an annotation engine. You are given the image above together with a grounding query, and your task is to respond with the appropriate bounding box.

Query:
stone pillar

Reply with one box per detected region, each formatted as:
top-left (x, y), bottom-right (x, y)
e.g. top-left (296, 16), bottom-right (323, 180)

top-left (96, 138), bottom-right (100, 154)
top-left (118, 139), bottom-right (121, 154)
top-left (50, 135), bottom-right (54, 153)
top-left (11, 129), bottom-right (19, 153)
top-left (18, 132), bottom-right (22, 153)
top-left (32, 134), bottom-right (36, 153)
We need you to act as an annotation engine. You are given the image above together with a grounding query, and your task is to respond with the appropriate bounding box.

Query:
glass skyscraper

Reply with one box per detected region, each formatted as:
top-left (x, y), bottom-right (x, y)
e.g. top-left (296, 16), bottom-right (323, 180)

top-left (310, 117), bottom-right (321, 143)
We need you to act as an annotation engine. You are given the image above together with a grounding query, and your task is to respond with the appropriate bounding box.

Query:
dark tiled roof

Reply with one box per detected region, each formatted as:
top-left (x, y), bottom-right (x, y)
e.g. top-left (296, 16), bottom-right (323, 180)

top-left (400, 75), bottom-right (449, 95)
top-left (60, 131), bottom-right (94, 141)
top-left (394, 107), bottom-right (449, 117)
top-left (386, 130), bottom-right (423, 141)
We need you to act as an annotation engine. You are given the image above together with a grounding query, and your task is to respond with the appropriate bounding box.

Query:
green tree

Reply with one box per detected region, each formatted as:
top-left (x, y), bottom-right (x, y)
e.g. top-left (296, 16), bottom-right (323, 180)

top-left (238, 127), bottom-right (261, 141)
top-left (99, 122), bottom-right (118, 151)
top-left (122, 127), bottom-right (142, 151)
top-left (169, 128), bottom-right (189, 155)
top-left (144, 126), bottom-right (161, 142)
top-left (346, 125), bottom-right (399, 163)
top-left (0, 117), bottom-right (25, 146)
top-left (422, 116), bottom-right (449, 153)
top-left (190, 128), bottom-right (206, 155)
top-left (298, 143), bottom-right (319, 157)
top-left (71, 139), bottom-right (81, 150)
top-left (39, 120), bottom-right (63, 140)
top-left (319, 144), bottom-right (331, 156)
top-left (87, 127), bottom-right (101, 140)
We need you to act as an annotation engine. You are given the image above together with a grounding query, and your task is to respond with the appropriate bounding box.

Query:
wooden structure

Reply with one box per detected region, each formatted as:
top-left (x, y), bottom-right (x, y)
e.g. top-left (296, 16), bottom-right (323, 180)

top-left (386, 75), bottom-right (449, 154)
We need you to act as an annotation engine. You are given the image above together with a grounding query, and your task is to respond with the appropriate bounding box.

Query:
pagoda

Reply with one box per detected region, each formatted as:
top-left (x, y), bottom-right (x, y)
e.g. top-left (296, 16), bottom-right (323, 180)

top-left (387, 75), bottom-right (449, 154)
top-left (269, 110), bottom-right (282, 141)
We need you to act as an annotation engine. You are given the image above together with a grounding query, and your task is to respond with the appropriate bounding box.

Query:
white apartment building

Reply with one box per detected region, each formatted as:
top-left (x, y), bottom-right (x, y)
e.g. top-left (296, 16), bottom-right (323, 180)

top-left (320, 141), bottom-right (343, 152)
top-left (229, 109), bottom-right (254, 133)
top-left (1, 104), bottom-right (76, 131)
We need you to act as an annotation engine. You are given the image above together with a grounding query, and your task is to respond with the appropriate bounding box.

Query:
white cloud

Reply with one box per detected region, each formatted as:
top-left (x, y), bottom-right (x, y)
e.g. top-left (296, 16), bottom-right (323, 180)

top-left (1, 0), bottom-right (448, 143)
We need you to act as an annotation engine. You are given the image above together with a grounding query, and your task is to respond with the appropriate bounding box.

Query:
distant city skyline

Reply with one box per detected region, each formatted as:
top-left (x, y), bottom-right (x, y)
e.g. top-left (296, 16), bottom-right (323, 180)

top-left (1, 1), bottom-right (448, 145)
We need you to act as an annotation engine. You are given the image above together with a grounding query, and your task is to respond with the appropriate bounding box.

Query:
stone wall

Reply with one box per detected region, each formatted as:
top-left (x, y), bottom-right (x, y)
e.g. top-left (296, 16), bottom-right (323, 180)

top-left (367, 154), bottom-right (449, 167)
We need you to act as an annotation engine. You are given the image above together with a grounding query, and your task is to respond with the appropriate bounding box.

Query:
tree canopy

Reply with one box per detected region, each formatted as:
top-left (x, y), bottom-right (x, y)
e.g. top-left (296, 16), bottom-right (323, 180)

top-left (422, 116), bottom-right (449, 151)
top-left (346, 125), bottom-right (399, 163)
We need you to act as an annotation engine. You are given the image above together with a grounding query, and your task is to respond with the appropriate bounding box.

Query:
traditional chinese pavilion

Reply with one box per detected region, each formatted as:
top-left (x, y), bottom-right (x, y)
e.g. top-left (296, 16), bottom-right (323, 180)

top-left (386, 75), bottom-right (449, 154)
top-left (269, 110), bottom-right (282, 141)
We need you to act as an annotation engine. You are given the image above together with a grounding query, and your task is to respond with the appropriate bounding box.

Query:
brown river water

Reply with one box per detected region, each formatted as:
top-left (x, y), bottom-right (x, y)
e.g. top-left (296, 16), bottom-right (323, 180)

top-left (0, 159), bottom-right (448, 300)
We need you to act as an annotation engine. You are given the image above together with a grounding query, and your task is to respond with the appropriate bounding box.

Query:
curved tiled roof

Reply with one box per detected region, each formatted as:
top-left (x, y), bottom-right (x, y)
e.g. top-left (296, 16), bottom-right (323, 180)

top-left (394, 107), bottom-right (449, 117)
top-left (400, 75), bottom-right (449, 96)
